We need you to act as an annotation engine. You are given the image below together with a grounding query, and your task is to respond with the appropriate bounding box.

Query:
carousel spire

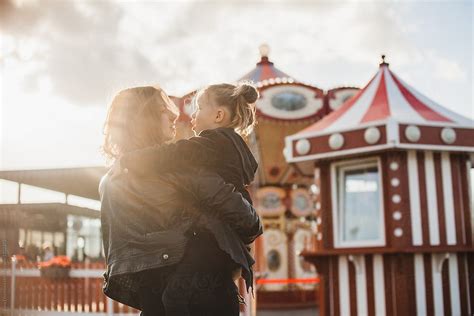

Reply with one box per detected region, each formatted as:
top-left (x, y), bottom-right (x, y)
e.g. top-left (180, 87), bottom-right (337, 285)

top-left (259, 43), bottom-right (270, 58)
top-left (258, 43), bottom-right (272, 65)
top-left (379, 54), bottom-right (389, 67)
top-left (239, 44), bottom-right (295, 83)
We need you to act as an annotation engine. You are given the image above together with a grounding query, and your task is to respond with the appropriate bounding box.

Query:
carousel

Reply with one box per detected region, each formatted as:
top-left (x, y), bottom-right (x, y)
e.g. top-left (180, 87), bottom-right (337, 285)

top-left (172, 44), bottom-right (361, 309)
top-left (285, 56), bottom-right (474, 315)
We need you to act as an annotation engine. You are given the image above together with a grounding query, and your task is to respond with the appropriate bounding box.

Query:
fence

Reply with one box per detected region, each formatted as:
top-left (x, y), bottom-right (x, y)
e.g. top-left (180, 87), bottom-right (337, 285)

top-left (1, 258), bottom-right (139, 316)
top-left (1, 258), bottom-right (320, 316)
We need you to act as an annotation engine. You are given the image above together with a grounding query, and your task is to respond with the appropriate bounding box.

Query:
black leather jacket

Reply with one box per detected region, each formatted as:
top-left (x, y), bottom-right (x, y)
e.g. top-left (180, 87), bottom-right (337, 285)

top-left (99, 164), bottom-right (262, 309)
top-left (121, 128), bottom-right (258, 202)
top-left (119, 128), bottom-right (261, 287)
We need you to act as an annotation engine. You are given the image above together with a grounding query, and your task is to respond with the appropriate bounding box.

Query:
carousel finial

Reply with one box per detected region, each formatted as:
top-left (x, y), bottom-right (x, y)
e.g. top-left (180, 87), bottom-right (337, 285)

top-left (257, 44), bottom-right (271, 65)
top-left (380, 54), bottom-right (389, 67)
top-left (259, 44), bottom-right (270, 58)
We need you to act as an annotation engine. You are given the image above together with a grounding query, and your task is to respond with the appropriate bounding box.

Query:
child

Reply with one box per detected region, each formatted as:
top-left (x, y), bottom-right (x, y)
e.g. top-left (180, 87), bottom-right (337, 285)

top-left (121, 82), bottom-right (261, 314)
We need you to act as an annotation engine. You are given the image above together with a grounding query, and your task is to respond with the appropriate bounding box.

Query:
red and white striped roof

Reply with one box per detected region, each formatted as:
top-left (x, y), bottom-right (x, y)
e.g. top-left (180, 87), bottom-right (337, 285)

top-left (297, 60), bottom-right (473, 136)
top-left (239, 44), bottom-right (296, 86)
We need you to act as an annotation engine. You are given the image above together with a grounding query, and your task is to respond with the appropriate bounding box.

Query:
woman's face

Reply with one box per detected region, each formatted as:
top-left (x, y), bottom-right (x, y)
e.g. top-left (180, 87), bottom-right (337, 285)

top-left (160, 108), bottom-right (178, 142)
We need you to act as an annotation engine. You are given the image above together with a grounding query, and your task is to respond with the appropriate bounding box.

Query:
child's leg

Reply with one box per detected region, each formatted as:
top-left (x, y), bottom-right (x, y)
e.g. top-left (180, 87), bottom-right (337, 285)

top-left (165, 228), bottom-right (239, 315)
top-left (137, 265), bottom-right (175, 316)
top-left (189, 271), bottom-right (240, 316)
top-left (161, 266), bottom-right (194, 316)
top-left (161, 229), bottom-right (207, 315)
top-left (138, 284), bottom-right (167, 316)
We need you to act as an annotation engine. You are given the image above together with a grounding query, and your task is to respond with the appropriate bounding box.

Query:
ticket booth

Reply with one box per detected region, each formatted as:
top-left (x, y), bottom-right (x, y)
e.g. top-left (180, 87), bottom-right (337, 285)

top-left (285, 57), bottom-right (474, 315)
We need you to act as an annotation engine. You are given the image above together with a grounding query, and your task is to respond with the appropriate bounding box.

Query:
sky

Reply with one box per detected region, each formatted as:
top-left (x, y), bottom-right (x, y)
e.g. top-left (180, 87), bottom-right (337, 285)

top-left (0, 0), bottom-right (473, 170)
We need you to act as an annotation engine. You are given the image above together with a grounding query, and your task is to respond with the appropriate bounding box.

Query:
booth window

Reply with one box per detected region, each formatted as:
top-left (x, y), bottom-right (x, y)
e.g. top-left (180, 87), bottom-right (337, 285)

top-left (332, 159), bottom-right (385, 247)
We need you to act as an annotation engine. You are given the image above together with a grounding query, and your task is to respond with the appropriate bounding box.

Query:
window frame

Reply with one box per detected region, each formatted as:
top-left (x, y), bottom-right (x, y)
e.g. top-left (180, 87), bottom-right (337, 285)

top-left (331, 157), bottom-right (386, 248)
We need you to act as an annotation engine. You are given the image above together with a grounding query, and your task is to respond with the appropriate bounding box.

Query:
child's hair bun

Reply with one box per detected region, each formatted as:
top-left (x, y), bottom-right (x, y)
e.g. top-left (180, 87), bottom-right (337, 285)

top-left (234, 82), bottom-right (259, 104)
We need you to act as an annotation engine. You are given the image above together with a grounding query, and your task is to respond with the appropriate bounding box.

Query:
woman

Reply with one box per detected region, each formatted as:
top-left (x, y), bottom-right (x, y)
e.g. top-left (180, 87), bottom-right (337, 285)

top-left (120, 82), bottom-right (262, 314)
top-left (100, 86), bottom-right (262, 315)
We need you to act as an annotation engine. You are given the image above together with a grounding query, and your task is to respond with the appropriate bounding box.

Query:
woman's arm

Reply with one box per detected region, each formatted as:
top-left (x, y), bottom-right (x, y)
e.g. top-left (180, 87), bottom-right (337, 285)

top-left (183, 169), bottom-right (263, 244)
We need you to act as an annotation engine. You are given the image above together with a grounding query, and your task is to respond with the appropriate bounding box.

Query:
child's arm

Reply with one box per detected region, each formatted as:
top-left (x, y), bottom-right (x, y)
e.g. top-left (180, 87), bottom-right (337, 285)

top-left (182, 169), bottom-right (263, 245)
top-left (120, 130), bottom-right (226, 177)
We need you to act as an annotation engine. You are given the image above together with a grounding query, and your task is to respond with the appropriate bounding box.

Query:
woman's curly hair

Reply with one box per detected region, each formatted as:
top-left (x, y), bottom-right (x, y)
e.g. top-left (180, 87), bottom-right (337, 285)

top-left (102, 86), bottom-right (179, 163)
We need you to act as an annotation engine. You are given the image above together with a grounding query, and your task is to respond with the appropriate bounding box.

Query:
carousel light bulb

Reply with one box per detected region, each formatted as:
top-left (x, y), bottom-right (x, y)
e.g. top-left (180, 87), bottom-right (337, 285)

top-left (441, 127), bottom-right (456, 144)
top-left (329, 133), bottom-right (344, 150)
top-left (405, 125), bottom-right (421, 142)
top-left (364, 127), bottom-right (381, 144)
top-left (295, 139), bottom-right (311, 155)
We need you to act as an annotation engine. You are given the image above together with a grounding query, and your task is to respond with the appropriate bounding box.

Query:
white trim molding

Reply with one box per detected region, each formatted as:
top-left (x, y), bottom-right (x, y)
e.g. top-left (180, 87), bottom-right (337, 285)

top-left (408, 150), bottom-right (423, 246)
top-left (414, 254), bottom-right (427, 315)
top-left (338, 256), bottom-right (351, 316)
top-left (424, 151), bottom-right (440, 246)
top-left (441, 152), bottom-right (456, 245)
top-left (373, 254), bottom-right (386, 315)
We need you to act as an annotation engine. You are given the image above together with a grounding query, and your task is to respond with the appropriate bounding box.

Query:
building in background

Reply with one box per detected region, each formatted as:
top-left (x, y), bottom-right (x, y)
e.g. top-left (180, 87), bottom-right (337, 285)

top-left (0, 167), bottom-right (105, 262)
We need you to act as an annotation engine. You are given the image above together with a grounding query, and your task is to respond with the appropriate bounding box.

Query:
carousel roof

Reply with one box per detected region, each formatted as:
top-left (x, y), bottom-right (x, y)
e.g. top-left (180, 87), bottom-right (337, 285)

top-left (297, 56), bottom-right (473, 136)
top-left (239, 44), bottom-right (296, 85)
top-left (285, 56), bottom-right (474, 162)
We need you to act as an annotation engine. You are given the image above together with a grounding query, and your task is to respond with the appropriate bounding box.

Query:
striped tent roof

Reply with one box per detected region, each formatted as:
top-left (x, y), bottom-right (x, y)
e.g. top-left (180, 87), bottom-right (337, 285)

top-left (240, 56), bottom-right (294, 83)
top-left (240, 45), bottom-right (295, 84)
top-left (297, 58), bottom-right (473, 136)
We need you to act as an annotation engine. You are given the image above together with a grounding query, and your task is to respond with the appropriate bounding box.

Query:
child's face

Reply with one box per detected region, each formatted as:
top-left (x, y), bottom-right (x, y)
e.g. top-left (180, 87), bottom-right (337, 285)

top-left (191, 92), bottom-right (221, 135)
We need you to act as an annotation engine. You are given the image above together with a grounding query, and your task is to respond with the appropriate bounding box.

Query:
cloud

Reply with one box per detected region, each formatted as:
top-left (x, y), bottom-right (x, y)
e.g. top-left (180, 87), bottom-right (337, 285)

top-left (1, 0), bottom-right (158, 105)
top-left (427, 51), bottom-right (466, 81)
top-left (0, 0), bottom-right (468, 107)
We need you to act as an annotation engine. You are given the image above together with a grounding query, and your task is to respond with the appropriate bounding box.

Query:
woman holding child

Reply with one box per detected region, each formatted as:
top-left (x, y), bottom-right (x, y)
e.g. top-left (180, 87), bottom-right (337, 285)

top-left (100, 82), bottom-right (263, 315)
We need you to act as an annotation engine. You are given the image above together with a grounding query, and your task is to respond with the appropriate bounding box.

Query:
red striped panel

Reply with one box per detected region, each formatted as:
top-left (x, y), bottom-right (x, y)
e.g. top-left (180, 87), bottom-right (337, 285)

top-left (457, 253), bottom-right (469, 315)
top-left (441, 259), bottom-right (451, 316)
top-left (348, 259), bottom-right (358, 316)
top-left (387, 255), bottom-right (417, 315)
top-left (299, 73), bottom-right (379, 133)
top-left (361, 68), bottom-right (390, 122)
top-left (260, 65), bottom-right (276, 81)
top-left (365, 255), bottom-right (376, 316)
top-left (321, 163), bottom-right (334, 248)
top-left (390, 71), bottom-right (452, 122)
top-left (332, 256), bottom-right (340, 316)
top-left (395, 255), bottom-right (417, 315)
top-left (417, 152), bottom-right (430, 245)
top-left (450, 154), bottom-right (466, 245)
top-left (469, 254), bottom-right (474, 313)
top-left (423, 254), bottom-right (435, 315)
top-left (434, 153), bottom-right (447, 246)
top-left (383, 255), bottom-right (394, 316)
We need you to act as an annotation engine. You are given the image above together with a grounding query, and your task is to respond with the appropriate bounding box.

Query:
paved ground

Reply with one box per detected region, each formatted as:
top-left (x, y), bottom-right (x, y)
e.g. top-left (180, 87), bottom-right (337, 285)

top-left (257, 308), bottom-right (319, 316)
